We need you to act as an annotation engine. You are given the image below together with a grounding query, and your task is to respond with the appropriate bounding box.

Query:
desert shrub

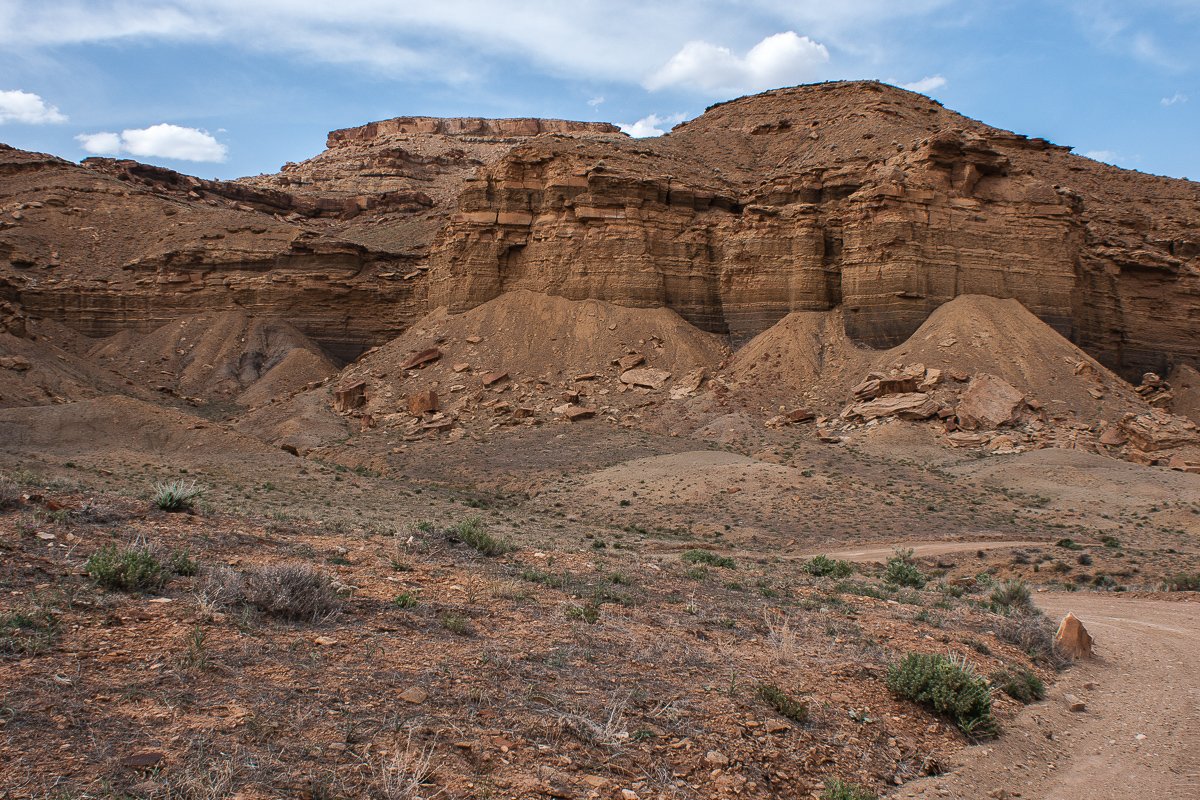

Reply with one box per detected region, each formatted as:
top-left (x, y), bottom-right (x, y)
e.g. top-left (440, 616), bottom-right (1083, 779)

top-left (756, 683), bottom-right (808, 723)
top-left (0, 608), bottom-right (59, 654)
top-left (886, 652), bottom-right (998, 738)
top-left (884, 557), bottom-right (927, 589)
top-left (454, 516), bottom-right (515, 556)
top-left (989, 579), bottom-right (1033, 614)
top-left (1055, 538), bottom-right (1083, 551)
top-left (152, 479), bottom-right (204, 512)
top-left (996, 613), bottom-right (1063, 668)
top-left (392, 592), bottom-right (419, 609)
top-left (681, 549), bottom-right (737, 569)
top-left (169, 549), bottom-right (199, 577)
top-left (1163, 572), bottom-right (1200, 591)
top-left (0, 477), bottom-right (22, 510)
top-left (821, 780), bottom-right (878, 800)
top-left (991, 667), bottom-right (1045, 703)
top-left (243, 563), bottom-right (338, 621)
top-left (87, 543), bottom-right (169, 592)
top-left (804, 554), bottom-right (854, 578)
top-left (440, 612), bottom-right (471, 635)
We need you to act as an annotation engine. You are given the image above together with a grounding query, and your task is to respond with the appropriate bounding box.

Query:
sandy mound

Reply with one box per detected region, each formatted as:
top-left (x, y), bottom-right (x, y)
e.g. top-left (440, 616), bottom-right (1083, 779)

top-left (235, 388), bottom-right (351, 453)
top-left (879, 295), bottom-right (1144, 422)
top-left (726, 309), bottom-right (873, 408)
top-left (89, 311), bottom-right (337, 404)
top-left (0, 396), bottom-right (279, 464)
top-left (0, 331), bottom-right (138, 407)
top-left (341, 289), bottom-right (727, 421)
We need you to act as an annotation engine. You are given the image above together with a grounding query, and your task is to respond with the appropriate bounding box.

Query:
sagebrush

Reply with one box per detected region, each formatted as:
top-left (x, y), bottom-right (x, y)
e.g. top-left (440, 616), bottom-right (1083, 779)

top-left (886, 651), bottom-right (998, 738)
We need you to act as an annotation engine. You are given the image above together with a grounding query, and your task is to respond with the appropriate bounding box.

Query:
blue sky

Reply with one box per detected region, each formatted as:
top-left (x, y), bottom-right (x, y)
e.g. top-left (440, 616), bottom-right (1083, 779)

top-left (0, 1), bottom-right (1197, 181)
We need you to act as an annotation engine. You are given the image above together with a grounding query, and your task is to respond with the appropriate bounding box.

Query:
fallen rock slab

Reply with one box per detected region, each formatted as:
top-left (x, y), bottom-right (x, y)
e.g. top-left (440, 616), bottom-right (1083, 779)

top-left (408, 390), bottom-right (439, 416)
top-left (843, 392), bottom-right (938, 421)
top-left (1118, 410), bottom-right (1200, 452)
top-left (619, 368), bottom-right (672, 390)
top-left (333, 380), bottom-right (366, 412)
top-left (956, 373), bottom-right (1025, 429)
top-left (481, 371), bottom-right (509, 387)
top-left (399, 347), bottom-right (440, 370)
top-left (946, 431), bottom-right (991, 447)
top-left (563, 407), bottom-right (597, 422)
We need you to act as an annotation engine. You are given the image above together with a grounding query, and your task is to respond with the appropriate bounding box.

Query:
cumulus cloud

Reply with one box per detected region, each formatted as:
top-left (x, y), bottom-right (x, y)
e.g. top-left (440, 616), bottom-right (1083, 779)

top-left (0, 89), bottom-right (67, 124)
top-left (1085, 149), bottom-right (1119, 164)
top-left (587, 96), bottom-right (605, 107)
top-left (618, 112), bottom-right (688, 138)
top-left (1162, 92), bottom-right (1187, 106)
top-left (645, 31), bottom-right (829, 93)
top-left (901, 75), bottom-right (946, 93)
top-left (75, 124), bottom-right (228, 162)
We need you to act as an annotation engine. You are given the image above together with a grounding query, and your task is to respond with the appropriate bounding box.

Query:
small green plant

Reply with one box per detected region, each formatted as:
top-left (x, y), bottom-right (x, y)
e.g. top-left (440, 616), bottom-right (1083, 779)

top-left (566, 602), bottom-right (600, 624)
top-left (440, 613), bottom-right (470, 635)
top-left (886, 651), bottom-right (998, 738)
top-left (821, 780), bottom-right (878, 800)
top-left (681, 549), bottom-right (736, 569)
top-left (520, 568), bottom-right (567, 588)
top-left (991, 667), bottom-right (1045, 703)
top-left (392, 592), bottom-right (419, 609)
top-left (179, 625), bottom-right (207, 670)
top-left (756, 683), bottom-right (808, 723)
top-left (152, 479), bottom-right (205, 512)
top-left (1055, 538), bottom-right (1083, 550)
top-left (989, 579), bottom-right (1033, 614)
top-left (884, 557), bottom-right (927, 589)
top-left (0, 608), bottom-right (59, 654)
top-left (454, 516), bottom-right (515, 556)
top-left (87, 543), bottom-right (169, 592)
top-left (169, 549), bottom-right (199, 577)
top-left (804, 554), bottom-right (854, 578)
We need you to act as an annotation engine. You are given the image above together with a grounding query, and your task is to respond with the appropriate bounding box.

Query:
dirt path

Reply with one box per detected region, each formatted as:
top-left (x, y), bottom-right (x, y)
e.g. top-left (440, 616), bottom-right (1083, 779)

top-left (801, 541), bottom-right (1047, 563)
top-left (899, 593), bottom-right (1200, 799)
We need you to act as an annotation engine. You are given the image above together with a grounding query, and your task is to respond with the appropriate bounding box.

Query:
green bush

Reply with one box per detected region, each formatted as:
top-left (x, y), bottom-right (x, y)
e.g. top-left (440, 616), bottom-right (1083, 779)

top-left (152, 479), bottom-right (204, 512)
top-left (681, 549), bottom-right (737, 569)
top-left (87, 543), bottom-right (169, 592)
top-left (884, 557), bottom-right (927, 589)
top-left (1055, 538), bottom-right (1083, 550)
top-left (886, 652), bottom-right (998, 738)
top-left (1, 608), bottom-right (59, 654)
top-left (454, 516), bottom-right (515, 556)
top-left (1163, 572), bottom-right (1200, 591)
top-left (804, 554), bottom-right (854, 578)
top-left (392, 592), bottom-right (419, 609)
top-left (169, 549), bottom-right (199, 577)
top-left (821, 781), bottom-right (878, 800)
top-left (989, 579), bottom-right (1033, 614)
top-left (756, 683), bottom-right (808, 723)
top-left (992, 667), bottom-right (1045, 703)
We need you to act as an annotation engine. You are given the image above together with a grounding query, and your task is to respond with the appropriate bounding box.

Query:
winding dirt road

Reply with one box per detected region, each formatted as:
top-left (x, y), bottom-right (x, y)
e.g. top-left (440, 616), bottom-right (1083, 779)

top-left (901, 592), bottom-right (1200, 799)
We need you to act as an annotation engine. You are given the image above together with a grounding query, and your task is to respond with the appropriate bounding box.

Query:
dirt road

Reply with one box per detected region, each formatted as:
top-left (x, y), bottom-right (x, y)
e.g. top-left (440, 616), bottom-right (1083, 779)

top-left (900, 593), bottom-right (1200, 799)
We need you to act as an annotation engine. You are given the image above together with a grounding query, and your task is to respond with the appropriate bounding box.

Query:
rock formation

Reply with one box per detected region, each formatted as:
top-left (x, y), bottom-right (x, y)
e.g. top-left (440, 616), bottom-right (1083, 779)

top-left (2, 81), bottom-right (1199, 387)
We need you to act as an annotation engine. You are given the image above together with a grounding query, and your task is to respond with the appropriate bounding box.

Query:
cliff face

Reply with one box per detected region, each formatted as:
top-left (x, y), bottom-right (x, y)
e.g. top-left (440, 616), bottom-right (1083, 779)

top-left (427, 82), bottom-right (1200, 379)
top-left (2, 87), bottom-right (1198, 378)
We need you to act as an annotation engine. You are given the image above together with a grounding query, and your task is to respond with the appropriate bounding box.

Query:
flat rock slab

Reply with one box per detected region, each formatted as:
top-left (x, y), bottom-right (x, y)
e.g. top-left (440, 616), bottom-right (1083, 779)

top-left (620, 368), bottom-right (672, 390)
top-left (400, 347), bottom-right (441, 370)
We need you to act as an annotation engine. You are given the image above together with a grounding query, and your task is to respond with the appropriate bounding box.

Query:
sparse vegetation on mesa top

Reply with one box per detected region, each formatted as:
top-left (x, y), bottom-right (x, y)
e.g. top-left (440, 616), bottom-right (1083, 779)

top-left (452, 515), bottom-right (515, 556)
top-left (152, 479), bottom-right (205, 512)
top-left (887, 651), bottom-right (999, 739)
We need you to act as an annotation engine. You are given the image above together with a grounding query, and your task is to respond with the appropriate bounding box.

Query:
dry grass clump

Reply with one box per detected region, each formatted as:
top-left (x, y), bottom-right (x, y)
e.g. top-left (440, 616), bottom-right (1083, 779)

top-left (197, 562), bottom-right (338, 621)
top-left (996, 612), bottom-right (1064, 668)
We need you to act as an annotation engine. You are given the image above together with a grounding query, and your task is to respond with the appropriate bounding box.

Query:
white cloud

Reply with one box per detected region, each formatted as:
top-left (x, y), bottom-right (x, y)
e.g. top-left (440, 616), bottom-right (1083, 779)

top-left (901, 75), bottom-right (946, 93)
top-left (1085, 149), bottom-right (1119, 163)
top-left (587, 96), bottom-right (605, 107)
top-left (74, 124), bottom-right (228, 162)
top-left (645, 31), bottom-right (829, 94)
top-left (618, 113), bottom-right (687, 138)
top-left (0, 89), bottom-right (67, 124)
top-left (1162, 92), bottom-right (1187, 105)
top-left (75, 132), bottom-right (122, 155)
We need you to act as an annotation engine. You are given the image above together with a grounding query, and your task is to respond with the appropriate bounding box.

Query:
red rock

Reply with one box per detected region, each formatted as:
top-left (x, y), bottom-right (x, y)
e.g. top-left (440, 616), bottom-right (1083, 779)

top-left (399, 347), bottom-right (440, 370)
top-left (843, 392), bottom-right (938, 421)
top-left (407, 390), bottom-right (439, 415)
top-left (564, 407), bottom-right (596, 422)
top-left (1098, 427), bottom-right (1127, 446)
top-left (946, 431), bottom-right (990, 447)
top-left (481, 371), bottom-right (508, 387)
top-left (422, 417), bottom-right (454, 432)
top-left (619, 368), bottom-right (672, 390)
top-left (360, 414), bottom-right (375, 430)
top-left (785, 407), bottom-right (815, 423)
top-left (1127, 449), bottom-right (1158, 466)
top-left (1119, 410), bottom-right (1199, 451)
top-left (956, 373), bottom-right (1025, 429)
top-left (617, 353), bottom-right (645, 371)
top-left (561, 391), bottom-right (580, 403)
top-left (333, 380), bottom-right (366, 412)
top-left (0, 355), bottom-right (31, 371)
top-left (513, 407), bottom-right (534, 419)
top-left (574, 373), bottom-right (598, 381)
top-left (1054, 613), bottom-right (1092, 660)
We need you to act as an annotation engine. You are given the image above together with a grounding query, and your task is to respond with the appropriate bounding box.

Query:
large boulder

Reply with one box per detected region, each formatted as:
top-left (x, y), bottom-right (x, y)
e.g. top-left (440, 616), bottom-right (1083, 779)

top-left (956, 373), bottom-right (1026, 430)
top-left (1118, 410), bottom-right (1200, 452)
top-left (1054, 612), bottom-right (1093, 660)
top-left (842, 392), bottom-right (938, 421)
